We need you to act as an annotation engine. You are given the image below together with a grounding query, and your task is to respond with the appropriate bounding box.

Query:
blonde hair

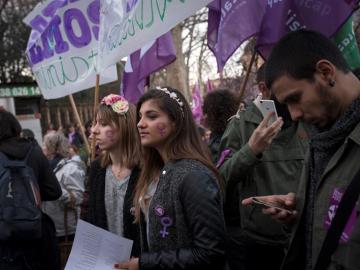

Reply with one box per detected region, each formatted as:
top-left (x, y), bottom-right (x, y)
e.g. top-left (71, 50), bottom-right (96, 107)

top-left (43, 132), bottom-right (70, 158)
top-left (96, 102), bottom-right (141, 169)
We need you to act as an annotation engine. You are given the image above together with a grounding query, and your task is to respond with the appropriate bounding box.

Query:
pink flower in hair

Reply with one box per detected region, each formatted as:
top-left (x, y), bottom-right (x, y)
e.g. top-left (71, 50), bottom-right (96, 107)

top-left (101, 94), bottom-right (129, 115)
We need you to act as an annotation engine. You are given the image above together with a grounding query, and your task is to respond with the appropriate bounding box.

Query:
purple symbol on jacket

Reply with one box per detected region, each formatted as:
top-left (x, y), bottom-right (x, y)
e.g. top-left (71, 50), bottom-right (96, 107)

top-left (160, 217), bottom-right (173, 238)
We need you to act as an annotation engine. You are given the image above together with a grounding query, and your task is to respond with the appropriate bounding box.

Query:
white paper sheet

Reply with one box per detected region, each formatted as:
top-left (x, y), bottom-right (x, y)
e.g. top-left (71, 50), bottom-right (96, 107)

top-left (65, 220), bottom-right (133, 270)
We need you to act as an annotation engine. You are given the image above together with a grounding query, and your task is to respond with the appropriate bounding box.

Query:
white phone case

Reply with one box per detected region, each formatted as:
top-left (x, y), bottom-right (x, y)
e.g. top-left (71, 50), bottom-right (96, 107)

top-left (254, 99), bottom-right (278, 125)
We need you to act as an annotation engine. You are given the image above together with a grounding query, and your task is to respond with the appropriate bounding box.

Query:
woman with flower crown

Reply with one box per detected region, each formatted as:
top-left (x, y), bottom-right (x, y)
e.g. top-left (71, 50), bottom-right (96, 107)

top-left (115, 87), bottom-right (226, 270)
top-left (82, 94), bottom-right (142, 256)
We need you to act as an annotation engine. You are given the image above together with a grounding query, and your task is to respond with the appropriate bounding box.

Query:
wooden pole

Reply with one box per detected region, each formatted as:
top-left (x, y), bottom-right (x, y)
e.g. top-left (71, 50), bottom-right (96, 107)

top-left (56, 107), bottom-right (62, 129)
top-left (45, 103), bottom-right (51, 129)
top-left (238, 50), bottom-right (257, 100)
top-left (64, 107), bottom-right (70, 125)
top-left (68, 95), bottom-right (91, 154)
top-left (91, 74), bottom-right (100, 161)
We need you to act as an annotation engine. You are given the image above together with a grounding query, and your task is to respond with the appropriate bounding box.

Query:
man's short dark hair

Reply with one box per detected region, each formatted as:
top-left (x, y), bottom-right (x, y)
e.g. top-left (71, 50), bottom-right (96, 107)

top-left (265, 29), bottom-right (350, 89)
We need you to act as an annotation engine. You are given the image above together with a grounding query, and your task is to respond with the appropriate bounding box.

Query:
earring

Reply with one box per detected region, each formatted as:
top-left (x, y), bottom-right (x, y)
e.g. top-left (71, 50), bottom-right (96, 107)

top-left (329, 80), bottom-right (336, 87)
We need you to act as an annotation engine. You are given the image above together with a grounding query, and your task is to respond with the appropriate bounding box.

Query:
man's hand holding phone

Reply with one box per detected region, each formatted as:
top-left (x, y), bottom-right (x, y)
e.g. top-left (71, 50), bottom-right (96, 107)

top-left (242, 193), bottom-right (297, 224)
top-left (248, 112), bottom-right (284, 155)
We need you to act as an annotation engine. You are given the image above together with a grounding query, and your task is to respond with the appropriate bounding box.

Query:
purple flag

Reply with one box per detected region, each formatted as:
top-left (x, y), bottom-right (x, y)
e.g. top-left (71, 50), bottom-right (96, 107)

top-left (207, 0), bottom-right (267, 71)
top-left (192, 82), bottom-right (203, 124)
top-left (208, 0), bottom-right (360, 69)
top-left (121, 32), bottom-right (176, 103)
top-left (256, 0), bottom-right (360, 58)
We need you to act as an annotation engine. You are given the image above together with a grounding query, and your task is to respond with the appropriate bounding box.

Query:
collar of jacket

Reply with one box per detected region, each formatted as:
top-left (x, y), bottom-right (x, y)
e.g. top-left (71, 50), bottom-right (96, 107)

top-left (348, 121), bottom-right (360, 145)
top-left (242, 103), bottom-right (263, 125)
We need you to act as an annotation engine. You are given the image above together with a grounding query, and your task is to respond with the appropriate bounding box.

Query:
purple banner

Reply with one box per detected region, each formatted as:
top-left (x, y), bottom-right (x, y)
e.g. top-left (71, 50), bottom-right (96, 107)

top-left (121, 32), bottom-right (176, 103)
top-left (208, 0), bottom-right (360, 70)
top-left (257, 0), bottom-right (360, 58)
top-left (191, 82), bottom-right (203, 124)
top-left (208, 0), bottom-right (267, 71)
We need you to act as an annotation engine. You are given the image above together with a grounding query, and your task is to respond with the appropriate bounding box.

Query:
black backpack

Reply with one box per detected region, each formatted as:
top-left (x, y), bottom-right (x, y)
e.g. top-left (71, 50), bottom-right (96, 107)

top-left (0, 145), bottom-right (42, 240)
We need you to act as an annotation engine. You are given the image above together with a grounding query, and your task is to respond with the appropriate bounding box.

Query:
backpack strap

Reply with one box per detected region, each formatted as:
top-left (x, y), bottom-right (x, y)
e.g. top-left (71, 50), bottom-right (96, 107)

top-left (0, 151), bottom-right (9, 162)
top-left (23, 144), bottom-right (34, 163)
top-left (314, 167), bottom-right (360, 270)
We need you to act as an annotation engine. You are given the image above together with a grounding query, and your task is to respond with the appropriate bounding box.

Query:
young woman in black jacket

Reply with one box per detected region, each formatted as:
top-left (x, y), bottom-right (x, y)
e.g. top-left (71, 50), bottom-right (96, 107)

top-left (82, 94), bottom-right (141, 256)
top-left (116, 87), bottom-right (226, 270)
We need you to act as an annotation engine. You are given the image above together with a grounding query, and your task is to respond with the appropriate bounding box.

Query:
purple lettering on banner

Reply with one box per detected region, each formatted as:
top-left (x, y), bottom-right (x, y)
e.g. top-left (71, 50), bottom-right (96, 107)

top-left (324, 187), bottom-right (359, 242)
top-left (30, 15), bottom-right (48, 33)
top-left (126, 0), bottom-right (138, 13)
top-left (87, 0), bottom-right (100, 40)
top-left (28, 45), bottom-right (43, 66)
top-left (64, 8), bottom-right (92, 48)
top-left (41, 15), bottom-right (69, 59)
top-left (50, 16), bottom-right (69, 54)
top-left (42, 0), bottom-right (68, 18)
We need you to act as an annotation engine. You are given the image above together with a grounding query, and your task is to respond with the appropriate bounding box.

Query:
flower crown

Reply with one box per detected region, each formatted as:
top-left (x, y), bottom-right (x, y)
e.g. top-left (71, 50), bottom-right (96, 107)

top-left (156, 87), bottom-right (184, 115)
top-left (101, 94), bottom-right (129, 115)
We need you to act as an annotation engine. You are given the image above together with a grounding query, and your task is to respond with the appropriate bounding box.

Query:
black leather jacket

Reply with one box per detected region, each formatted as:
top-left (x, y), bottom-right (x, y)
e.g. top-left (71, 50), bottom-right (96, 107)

top-left (139, 159), bottom-right (226, 270)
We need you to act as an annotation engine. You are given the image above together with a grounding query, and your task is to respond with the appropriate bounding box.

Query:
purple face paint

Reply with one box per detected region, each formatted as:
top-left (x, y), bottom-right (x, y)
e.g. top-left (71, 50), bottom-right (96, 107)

top-left (324, 187), bottom-right (359, 242)
top-left (105, 130), bottom-right (116, 143)
top-left (156, 123), bottom-right (166, 137)
top-left (159, 217), bottom-right (173, 238)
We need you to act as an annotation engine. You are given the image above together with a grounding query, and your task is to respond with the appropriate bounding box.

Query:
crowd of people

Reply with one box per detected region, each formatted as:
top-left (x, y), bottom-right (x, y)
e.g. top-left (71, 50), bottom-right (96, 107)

top-left (1, 29), bottom-right (360, 270)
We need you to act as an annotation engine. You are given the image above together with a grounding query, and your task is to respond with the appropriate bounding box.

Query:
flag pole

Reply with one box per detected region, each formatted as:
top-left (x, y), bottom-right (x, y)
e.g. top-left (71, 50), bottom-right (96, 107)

top-left (238, 49), bottom-right (257, 100)
top-left (91, 74), bottom-right (100, 161)
top-left (68, 94), bottom-right (91, 154)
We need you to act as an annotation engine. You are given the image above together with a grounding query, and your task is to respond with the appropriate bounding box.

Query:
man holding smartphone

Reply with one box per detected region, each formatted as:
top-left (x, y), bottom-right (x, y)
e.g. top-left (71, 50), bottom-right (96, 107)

top-left (218, 64), bottom-right (309, 270)
top-left (243, 29), bottom-right (360, 270)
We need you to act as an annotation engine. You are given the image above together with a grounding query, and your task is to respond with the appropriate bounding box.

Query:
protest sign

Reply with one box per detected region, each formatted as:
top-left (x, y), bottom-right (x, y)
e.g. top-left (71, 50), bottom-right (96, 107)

top-left (24, 0), bottom-right (118, 99)
top-left (98, 0), bottom-right (212, 71)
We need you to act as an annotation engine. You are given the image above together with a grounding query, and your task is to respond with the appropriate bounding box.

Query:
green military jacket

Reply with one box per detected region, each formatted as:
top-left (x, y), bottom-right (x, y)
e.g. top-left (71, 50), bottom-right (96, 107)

top-left (219, 103), bottom-right (308, 245)
top-left (282, 122), bottom-right (360, 270)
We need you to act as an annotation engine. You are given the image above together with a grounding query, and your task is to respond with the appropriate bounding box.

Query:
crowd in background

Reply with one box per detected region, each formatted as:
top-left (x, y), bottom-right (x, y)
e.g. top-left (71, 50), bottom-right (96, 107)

top-left (2, 29), bottom-right (360, 270)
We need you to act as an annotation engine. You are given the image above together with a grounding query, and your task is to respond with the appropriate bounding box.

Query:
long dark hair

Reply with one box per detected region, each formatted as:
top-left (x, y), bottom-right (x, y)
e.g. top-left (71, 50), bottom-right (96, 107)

top-left (134, 87), bottom-right (222, 221)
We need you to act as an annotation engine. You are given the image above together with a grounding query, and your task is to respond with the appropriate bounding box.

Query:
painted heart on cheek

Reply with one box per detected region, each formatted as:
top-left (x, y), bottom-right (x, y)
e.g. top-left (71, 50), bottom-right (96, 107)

top-left (105, 130), bottom-right (116, 142)
top-left (157, 123), bottom-right (166, 137)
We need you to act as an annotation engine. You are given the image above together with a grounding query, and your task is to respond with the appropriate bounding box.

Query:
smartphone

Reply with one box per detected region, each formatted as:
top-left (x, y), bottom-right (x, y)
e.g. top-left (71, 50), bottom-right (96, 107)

top-left (254, 99), bottom-right (278, 125)
top-left (251, 197), bottom-right (293, 214)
